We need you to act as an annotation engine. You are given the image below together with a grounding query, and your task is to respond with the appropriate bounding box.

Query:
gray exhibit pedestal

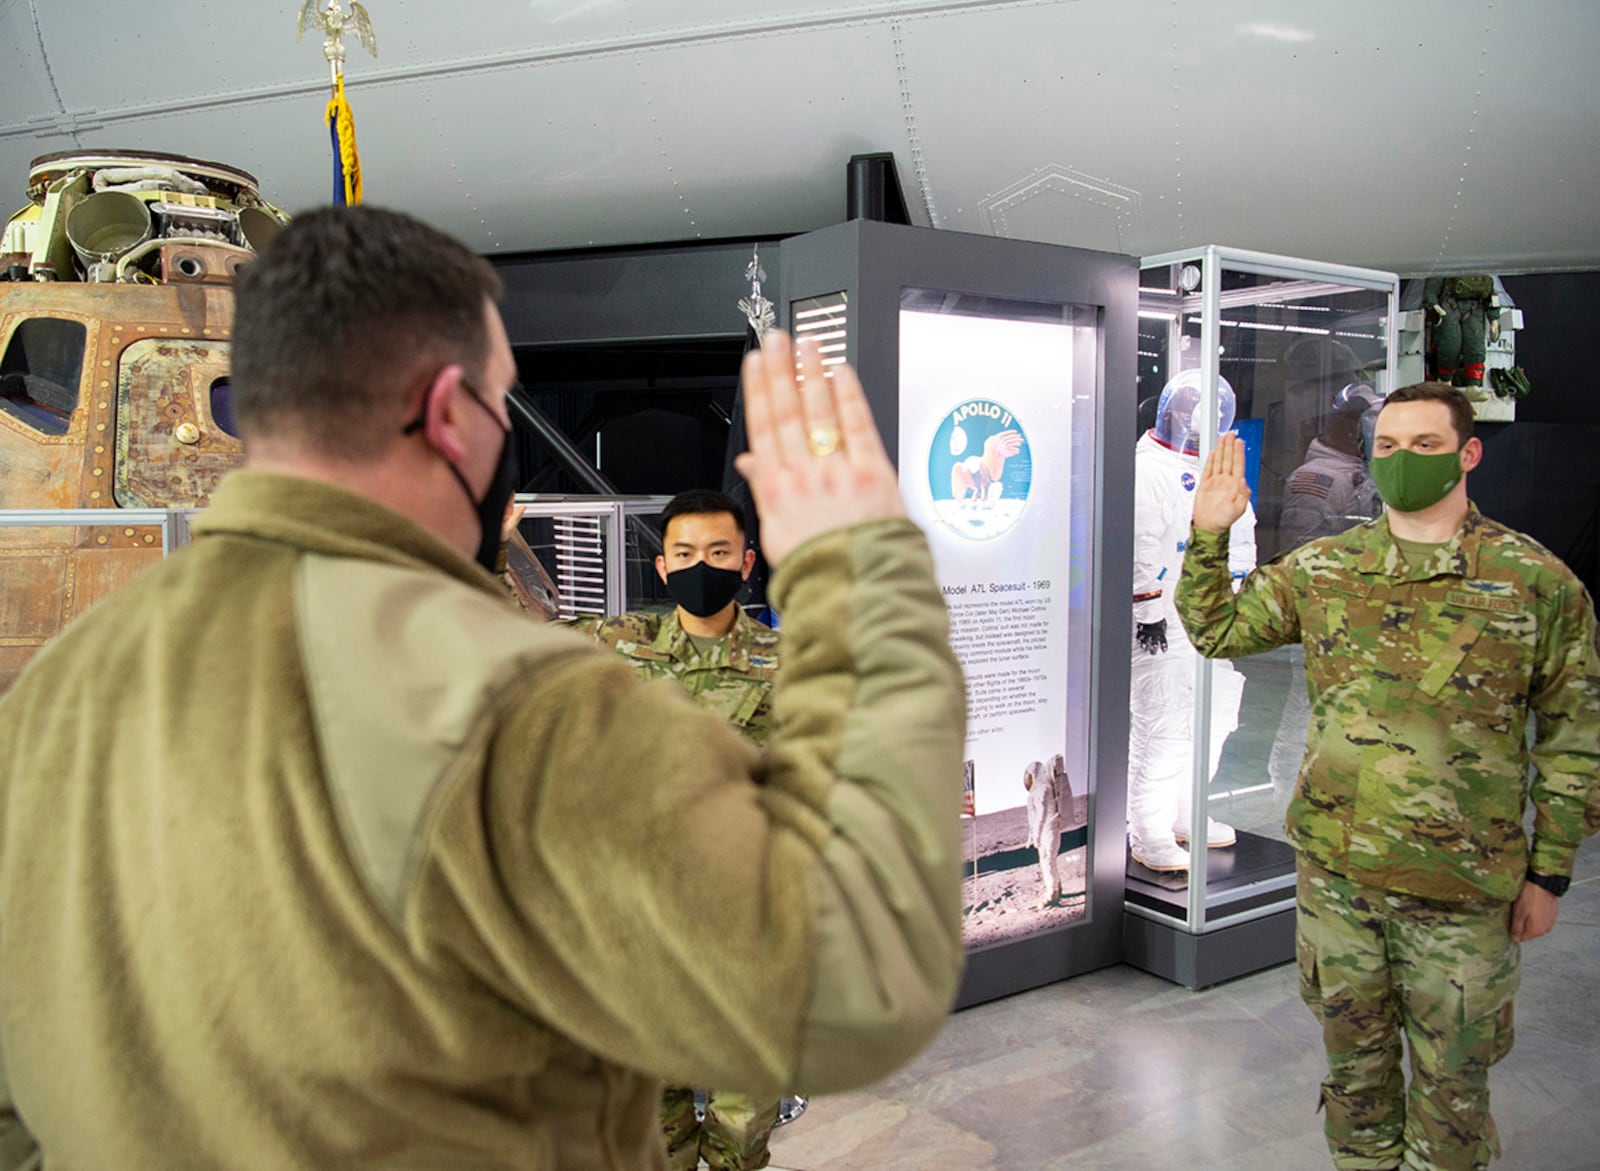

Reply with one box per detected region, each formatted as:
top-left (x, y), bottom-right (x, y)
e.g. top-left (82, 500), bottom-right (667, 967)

top-left (1121, 829), bottom-right (1297, 990)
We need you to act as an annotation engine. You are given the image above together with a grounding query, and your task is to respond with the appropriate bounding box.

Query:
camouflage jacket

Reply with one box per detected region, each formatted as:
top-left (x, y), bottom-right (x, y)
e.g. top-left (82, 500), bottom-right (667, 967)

top-left (564, 608), bottom-right (781, 746)
top-left (1175, 504), bottom-right (1600, 904)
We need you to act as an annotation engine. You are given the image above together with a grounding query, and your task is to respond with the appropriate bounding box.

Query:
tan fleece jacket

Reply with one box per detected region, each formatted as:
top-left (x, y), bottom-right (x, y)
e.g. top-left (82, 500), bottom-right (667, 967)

top-left (0, 470), bottom-right (966, 1170)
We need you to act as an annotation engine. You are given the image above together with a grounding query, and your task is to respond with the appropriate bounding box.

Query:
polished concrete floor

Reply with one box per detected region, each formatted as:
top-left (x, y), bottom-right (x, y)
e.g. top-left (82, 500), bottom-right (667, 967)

top-left (768, 835), bottom-right (1600, 1171)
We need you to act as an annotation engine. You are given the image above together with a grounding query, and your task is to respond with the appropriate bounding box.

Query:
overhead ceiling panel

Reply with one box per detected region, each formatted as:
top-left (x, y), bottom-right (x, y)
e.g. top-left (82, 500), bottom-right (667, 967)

top-left (897, 0), bottom-right (1600, 272)
top-left (0, 0), bottom-right (1595, 272)
top-left (624, 22), bottom-right (908, 246)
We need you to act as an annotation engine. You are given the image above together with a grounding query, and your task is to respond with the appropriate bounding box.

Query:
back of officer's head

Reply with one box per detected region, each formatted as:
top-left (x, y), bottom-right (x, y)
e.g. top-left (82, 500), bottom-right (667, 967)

top-left (232, 205), bottom-right (503, 461)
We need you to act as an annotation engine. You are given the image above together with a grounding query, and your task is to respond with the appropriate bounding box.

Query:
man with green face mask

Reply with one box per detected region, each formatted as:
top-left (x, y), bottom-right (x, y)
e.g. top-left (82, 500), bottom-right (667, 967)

top-left (1174, 382), bottom-right (1600, 1171)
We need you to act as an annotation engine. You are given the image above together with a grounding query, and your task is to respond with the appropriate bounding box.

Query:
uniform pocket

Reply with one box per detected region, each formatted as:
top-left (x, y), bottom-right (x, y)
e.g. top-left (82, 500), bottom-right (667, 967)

top-left (1417, 612), bottom-right (1487, 698)
top-left (1488, 998), bottom-right (1515, 1066)
top-left (1421, 605), bottom-right (1539, 740)
top-left (1301, 573), bottom-right (1382, 692)
top-left (1296, 929), bottom-right (1323, 1015)
top-left (1459, 934), bottom-right (1520, 1027)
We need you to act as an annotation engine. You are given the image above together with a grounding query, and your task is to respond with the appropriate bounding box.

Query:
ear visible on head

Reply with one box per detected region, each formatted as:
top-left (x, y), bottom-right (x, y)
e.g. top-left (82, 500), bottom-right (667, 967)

top-left (1460, 436), bottom-right (1484, 474)
top-left (655, 554), bottom-right (668, 585)
top-left (413, 365), bottom-right (471, 463)
top-left (740, 547), bottom-right (757, 579)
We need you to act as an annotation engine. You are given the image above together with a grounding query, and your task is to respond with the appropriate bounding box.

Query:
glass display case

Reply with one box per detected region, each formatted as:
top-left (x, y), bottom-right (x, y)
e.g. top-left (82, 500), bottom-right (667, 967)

top-left (507, 494), bottom-right (673, 619)
top-left (1127, 245), bottom-right (1398, 987)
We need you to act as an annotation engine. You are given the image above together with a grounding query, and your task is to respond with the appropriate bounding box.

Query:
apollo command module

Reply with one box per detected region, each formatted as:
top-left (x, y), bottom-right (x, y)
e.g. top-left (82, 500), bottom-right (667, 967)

top-left (0, 150), bottom-right (557, 695)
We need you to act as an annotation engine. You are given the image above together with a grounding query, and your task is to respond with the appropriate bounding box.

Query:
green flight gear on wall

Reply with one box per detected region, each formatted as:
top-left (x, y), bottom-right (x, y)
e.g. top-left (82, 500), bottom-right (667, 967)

top-left (1424, 275), bottom-right (1502, 388)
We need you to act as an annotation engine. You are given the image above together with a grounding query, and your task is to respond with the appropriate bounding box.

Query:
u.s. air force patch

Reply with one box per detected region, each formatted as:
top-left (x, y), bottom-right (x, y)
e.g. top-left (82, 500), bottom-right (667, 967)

top-left (1446, 583), bottom-right (1521, 614)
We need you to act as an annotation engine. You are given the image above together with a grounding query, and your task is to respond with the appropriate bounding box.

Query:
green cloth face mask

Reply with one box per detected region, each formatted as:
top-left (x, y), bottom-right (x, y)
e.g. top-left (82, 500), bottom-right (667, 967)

top-left (1370, 448), bottom-right (1462, 512)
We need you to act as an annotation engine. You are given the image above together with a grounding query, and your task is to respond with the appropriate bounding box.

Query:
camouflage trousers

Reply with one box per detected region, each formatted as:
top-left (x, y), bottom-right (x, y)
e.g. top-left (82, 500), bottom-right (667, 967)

top-left (661, 1084), bottom-right (780, 1171)
top-left (1296, 857), bottom-right (1519, 1171)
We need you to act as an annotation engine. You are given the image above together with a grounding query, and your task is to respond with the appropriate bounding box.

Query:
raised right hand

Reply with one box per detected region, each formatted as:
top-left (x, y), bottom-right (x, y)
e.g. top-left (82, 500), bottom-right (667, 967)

top-left (1191, 433), bottom-right (1251, 533)
top-left (733, 331), bottom-right (907, 567)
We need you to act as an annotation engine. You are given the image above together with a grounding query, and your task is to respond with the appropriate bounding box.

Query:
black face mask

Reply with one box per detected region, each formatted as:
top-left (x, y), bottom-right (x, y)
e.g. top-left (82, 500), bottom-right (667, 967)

top-left (403, 382), bottom-right (518, 573)
top-left (665, 561), bottom-right (745, 618)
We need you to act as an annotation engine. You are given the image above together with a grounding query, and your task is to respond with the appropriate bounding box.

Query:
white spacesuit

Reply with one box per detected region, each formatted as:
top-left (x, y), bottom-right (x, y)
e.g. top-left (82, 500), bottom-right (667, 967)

top-left (1128, 371), bottom-right (1257, 873)
top-left (1278, 384), bottom-right (1383, 550)
top-left (1023, 756), bottom-right (1065, 906)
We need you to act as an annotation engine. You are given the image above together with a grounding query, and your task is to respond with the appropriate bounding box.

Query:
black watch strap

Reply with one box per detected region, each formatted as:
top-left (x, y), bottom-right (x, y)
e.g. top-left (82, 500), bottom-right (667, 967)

top-left (1526, 870), bottom-right (1571, 897)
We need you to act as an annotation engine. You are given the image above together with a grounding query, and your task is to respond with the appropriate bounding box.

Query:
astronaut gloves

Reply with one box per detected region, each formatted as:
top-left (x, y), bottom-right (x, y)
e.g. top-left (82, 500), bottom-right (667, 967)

top-left (1136, 619), bottom-right (1169, 655)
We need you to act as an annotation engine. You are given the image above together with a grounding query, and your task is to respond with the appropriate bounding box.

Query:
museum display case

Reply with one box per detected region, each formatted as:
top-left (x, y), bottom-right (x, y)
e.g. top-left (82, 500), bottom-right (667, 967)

top-left (1127, 245), bottom-right (1398, 987)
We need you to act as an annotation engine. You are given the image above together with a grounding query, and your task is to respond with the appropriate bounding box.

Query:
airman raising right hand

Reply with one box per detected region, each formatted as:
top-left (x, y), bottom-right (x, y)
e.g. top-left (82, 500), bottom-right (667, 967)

top-left (1191, 433), bottom-right (1252, 534)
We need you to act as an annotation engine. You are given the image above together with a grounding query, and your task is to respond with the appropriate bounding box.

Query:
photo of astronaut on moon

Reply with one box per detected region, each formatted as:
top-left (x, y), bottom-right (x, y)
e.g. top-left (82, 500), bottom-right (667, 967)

top-left (961, 753), bottom-right (1090, 949)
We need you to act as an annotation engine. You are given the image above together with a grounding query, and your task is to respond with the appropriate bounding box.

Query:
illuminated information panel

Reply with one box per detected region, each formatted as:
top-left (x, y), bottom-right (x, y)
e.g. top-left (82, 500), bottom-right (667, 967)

top-left (898, 289), bottom-right (1098, 950)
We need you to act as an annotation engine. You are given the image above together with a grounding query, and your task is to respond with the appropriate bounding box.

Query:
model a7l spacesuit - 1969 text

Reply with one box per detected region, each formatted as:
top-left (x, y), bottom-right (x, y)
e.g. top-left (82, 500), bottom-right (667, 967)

top-left (1128, 370), bottom-right (1257, 873)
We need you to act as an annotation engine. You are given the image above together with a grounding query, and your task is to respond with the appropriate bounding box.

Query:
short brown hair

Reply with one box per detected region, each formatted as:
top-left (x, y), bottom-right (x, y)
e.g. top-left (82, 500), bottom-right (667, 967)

top-left (1380, 381), bottom-right (1475, 446)
top-left (231, 206), bottom-right (503, 459)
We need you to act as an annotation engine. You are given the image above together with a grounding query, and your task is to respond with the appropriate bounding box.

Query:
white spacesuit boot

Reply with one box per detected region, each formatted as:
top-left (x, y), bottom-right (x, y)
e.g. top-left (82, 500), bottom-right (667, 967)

top-left (1171, 814), bottom-right (1236, 849)
top-left (1128, 766), bottom-right (1190, 872)
top-left (1173, 660), bottom-right (1241, 848)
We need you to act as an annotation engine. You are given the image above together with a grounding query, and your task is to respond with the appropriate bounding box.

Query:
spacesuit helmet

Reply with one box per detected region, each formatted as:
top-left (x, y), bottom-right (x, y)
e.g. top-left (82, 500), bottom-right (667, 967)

top-left (1331, 382), bottom-right (1382, 457)
top-left (1331, 381), bottom-right (1379, 413)
top-left (1153, 369), bottom-right (1236, 454)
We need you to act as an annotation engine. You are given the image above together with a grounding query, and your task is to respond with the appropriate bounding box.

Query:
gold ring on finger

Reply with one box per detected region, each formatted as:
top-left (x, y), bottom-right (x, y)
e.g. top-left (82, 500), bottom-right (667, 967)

top-left (807, 426), bottom-right (843, 457)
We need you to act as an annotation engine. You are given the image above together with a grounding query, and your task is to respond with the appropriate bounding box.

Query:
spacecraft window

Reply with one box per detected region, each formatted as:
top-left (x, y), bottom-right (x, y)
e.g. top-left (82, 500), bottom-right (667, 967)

top-left (0, 317), bottom-right (86, 436)
top-left (209, 377), bottom-right (239, 438)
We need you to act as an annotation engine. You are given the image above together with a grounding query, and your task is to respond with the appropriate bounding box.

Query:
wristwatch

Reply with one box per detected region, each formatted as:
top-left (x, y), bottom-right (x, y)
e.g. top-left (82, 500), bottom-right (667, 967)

top-left (1525, 870), bottom-right (1571, 897)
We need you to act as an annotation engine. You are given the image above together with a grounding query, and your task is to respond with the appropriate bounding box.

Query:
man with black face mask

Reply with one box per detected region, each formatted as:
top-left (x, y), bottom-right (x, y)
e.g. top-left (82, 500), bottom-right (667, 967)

top-left (1176, 381), bottom-right (1600, 1171)
top-left (568, 489), bottom-right (778, 742)
top-left (565, 487), bottom-right (783, 1171)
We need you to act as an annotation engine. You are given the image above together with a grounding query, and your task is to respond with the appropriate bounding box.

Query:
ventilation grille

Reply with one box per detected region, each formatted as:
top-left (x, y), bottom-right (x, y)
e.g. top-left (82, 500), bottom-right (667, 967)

top-left (553, 515), bottom-right (606, 619)
top-left (791, 292), bottom-right (849, 368)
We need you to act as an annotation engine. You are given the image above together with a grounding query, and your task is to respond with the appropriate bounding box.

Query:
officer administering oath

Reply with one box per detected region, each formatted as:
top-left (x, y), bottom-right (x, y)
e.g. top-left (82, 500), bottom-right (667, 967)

top-left (0, 206), bottom-right (966, 1170)
top-left (1175, 381), bottom-right (1600, 1171)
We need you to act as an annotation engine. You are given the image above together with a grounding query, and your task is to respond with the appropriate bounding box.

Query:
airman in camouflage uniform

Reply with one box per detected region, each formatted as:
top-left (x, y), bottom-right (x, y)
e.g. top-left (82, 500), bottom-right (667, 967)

top-left (1175, 384), bottom-right (1600, 1170)
top-left (565, 488), bottom-right (783, 1171)
top-left (564, 606), bottom-right (779, 745)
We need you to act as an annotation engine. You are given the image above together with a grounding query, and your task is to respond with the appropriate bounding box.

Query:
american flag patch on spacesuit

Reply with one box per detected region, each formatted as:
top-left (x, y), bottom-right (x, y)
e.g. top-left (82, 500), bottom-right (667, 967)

top-left (1289, 471), bottom-right (1334, 499)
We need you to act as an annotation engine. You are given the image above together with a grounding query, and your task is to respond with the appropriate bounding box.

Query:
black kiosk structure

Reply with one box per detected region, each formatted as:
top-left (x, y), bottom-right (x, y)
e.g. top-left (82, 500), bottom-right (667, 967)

top-left (779, 219), bottom-right (1139, 1008)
